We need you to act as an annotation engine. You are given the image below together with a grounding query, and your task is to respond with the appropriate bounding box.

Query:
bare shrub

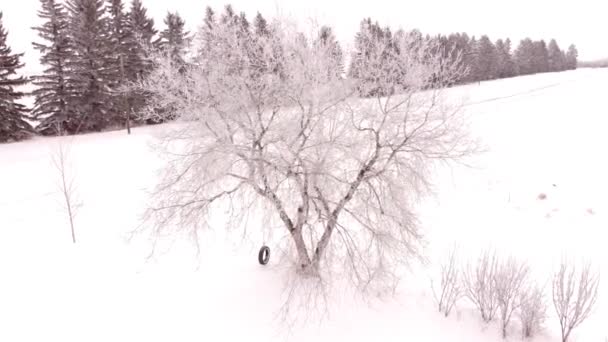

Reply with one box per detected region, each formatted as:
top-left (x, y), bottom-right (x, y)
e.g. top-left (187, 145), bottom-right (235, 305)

top-left (431, 244), bottom-right (463, 317)
top-left (552, 258), bottom-right (600, 342)
top-left (51, 138), bottom-right (81, 243)
top-left (518, 282), bottom-right (547, 339)
top-left (494, 257), bottom-right (530, 338)
top-left (463, 248), bottom-right (499, 322)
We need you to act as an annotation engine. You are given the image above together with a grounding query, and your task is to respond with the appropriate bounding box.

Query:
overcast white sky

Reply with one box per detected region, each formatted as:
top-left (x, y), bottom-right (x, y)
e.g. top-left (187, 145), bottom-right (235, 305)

top-left (2, 0), bottom-right (607, 75)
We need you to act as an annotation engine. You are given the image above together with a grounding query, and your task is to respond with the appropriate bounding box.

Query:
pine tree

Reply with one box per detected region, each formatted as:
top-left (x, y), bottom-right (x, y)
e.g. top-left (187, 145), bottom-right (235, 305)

top-left (220, 4), bottom-right (236, 26)
top-left (547, 39), bottom-right (564, 72)
top-left (566, 44), bottom-right (578, 70)
top-left (106, 0), bottom-right (132, 126)
top-left (65, 0), bottom-right (113, 133)
top-left (472, 35), bottom-right (498, 81)
top-left (447, 32), bottom-right (474, 83)
top-left (31, 0), bottom-right (75, 135)
top-left (503, 38), bottom-right (516, 76)
top-left (348, 18), bottom-right (404, 96)
top-left (125, 0), bottom-right (156, 121)
top-left (157, 12), bottom-right (188, 66)
top-left (197, 6), bottom-right (216, 60)
top-left (248, 11), bottom-right (284, 79)
top-left (314, 26), bottom-right (344, 80)
top-left (514, 38), bottom-right (535, 75)
top-left (126, 0), bottom-right (156, 79)
top-left (0, 12), bottom-right (32, 142)
top-left (349, 18), bottom-right (384, 92)
top-left (495, 38), bottom-right (515, 78)
top-left (466, 36), bottom-right (478, 81)
top-left (532, 40), bottom-right (549, 73)
top-left (253, 12), bottom-right (268, 37)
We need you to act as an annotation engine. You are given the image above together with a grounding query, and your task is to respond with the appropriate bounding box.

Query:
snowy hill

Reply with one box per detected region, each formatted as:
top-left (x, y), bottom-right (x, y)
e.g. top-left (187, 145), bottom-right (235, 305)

top-left (0, 69), bottom-right (606, 342)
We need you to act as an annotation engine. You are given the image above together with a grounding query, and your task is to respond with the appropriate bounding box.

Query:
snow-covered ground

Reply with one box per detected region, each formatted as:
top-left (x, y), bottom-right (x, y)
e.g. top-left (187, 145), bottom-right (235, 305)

top-left (1, 69), bottom-right (606, 341)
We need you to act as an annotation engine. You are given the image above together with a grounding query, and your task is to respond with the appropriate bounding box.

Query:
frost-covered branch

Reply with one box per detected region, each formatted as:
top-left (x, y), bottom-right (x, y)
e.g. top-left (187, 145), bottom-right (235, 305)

top-left (133, 11), bottom-right (476, 295)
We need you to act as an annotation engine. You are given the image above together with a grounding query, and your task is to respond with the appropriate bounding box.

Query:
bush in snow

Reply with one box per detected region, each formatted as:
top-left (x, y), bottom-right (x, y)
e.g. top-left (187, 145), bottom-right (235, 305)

top-left (518, 281), bottom-right (547, 339)
top-left (552, 258), bottom-right (600, 342)
top-left (431, 244), bottom-right (463, 317)
top-left (463, 248), bottom-right (499, 323)
top-left (494, 256), bottom-right (530, 338)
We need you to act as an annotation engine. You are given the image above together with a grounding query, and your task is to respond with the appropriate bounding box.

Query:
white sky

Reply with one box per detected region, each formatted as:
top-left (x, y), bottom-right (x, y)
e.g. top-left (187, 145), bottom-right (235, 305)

top-left (2, 0), bottom-right (607, 75)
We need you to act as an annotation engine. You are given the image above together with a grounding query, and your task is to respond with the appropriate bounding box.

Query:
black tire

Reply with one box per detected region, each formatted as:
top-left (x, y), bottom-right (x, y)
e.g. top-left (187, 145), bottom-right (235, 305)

top-left (258, 246), bottom-right (270, 265)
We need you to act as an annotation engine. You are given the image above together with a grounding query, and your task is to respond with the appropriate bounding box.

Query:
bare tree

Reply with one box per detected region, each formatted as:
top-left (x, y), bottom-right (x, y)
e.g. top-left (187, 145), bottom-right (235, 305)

top-left (431, 244), bottom-right (463, 317)
top-left (518, 281), bottom-right (547, 339)
top-left (494, 256), bottom-right (530, 338)
top-left (134, 16), bottom-right (474, 295)
top-left (552, 258), bottom-right (600, 342)
top-left (51, 134), bottom-right (81, 243)
top-left (463, 248), bottom-right (499, 322)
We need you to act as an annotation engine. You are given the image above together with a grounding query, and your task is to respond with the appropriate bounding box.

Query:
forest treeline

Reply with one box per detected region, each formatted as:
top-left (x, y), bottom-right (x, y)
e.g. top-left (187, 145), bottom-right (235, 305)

top-left (0, 0), bottom-right (581, 142)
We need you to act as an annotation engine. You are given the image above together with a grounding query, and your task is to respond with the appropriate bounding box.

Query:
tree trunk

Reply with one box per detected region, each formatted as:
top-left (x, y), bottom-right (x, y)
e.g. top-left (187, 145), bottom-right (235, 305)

top-left (290, 225), bottom-right (313, 272)
top-left (119, 55), bottom-right (131, 135)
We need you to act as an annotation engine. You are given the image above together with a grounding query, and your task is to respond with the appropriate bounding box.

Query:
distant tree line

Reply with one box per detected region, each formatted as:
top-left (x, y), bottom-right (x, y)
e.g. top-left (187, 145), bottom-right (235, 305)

top-left (349, 19), bottom-right (579, 96)
top-left (578, 58), bottom-right (608, 68)
top-left (0, 1), bottom-right (580, 142)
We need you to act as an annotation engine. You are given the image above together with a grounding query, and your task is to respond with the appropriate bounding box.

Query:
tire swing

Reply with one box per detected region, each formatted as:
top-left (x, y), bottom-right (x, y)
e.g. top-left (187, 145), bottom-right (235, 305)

top-left (258, 245), bottom-right (270, 265)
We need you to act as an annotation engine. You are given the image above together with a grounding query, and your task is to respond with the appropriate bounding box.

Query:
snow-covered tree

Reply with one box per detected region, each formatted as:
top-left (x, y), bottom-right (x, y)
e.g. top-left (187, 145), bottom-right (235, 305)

top-left (495, 38), bottom-right (515, 78)
top-left (126, 0), bottom-right (156, 78)
top-left (313, 26), bottom-right (344, 80)
top-left (553, 259), bottom-right (599, 342)
top-left (124, 0), bottom-right (157, 121)
top-left (532, 40), bottom-right (549, 73)
top-left (253, 11), bottom-right (269, 37)
top-left (31, 0), bottom-right (75, 135)
top-left (349, 18), bottom-right (404, 96)
top-left (135, 19), bottom-right (475, 296)
top-left (106, 0), bottom-right (132, 127)
top-left (0, 12), bottom-right (32, 142)
top-left (472, 35), bottom-right (498, 81)
top-left (514, 38), bottom-right (535, 75)
top-left (157, 12), bottom-right (188, 66)
top-left (548, 39), bottom-right (565, 72)
top-left (445, 32), bottom-right (474, 83)
top-left (566, 44), bottom-right (578, 70)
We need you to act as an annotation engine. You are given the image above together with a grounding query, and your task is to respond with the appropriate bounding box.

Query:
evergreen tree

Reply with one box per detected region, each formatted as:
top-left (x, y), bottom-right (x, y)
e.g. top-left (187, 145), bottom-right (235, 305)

top-left (248, 11), bottom-right (284, 79)
top-left (348, 18), bottom-right (405, 96)
top-left (253, 11), bottom-right (269, 37)
top-left (503, 38), bottom-right (516, 76)
top-left (220, 4), bottom-right (236, 26)
top-left (446, 32), bottom-right (474, 83)
top-left (65, 0), bottom-right (113, 133)
top-left (495, 38), bottom-right (515, 78)
top-left (31, 0), bottom-right (75, 135)
top-left (547, 39), bottom-right (565, 72)
top-left (532, 40), bottom-right (549, 73)
top-left (126, 0), bottom-right (156, 79)
top-left (514, 38), bottom-right (535, 75)
top-left (204, 6), bottom-right (216, 31)
top-left (349, 18), bottom-right (386, 93)
top-left (314, 25), bottom-right (344, 80)
top-left (125, 0), bottom-right (156, 120)
top-left (0, 12), bottom-right (32, 142)
top-left (472, 35), bottom-right (498, 81)
top-left (566, 44), bottom-right (578, 70)
top-left (465, 36), bottom-right (478, 81)
top-left (157, 12), bottom-right (188, 66)
top-left (197, 6), bottom-right (216, 60)
top-left (106, 0), bottom-right (132, 125)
